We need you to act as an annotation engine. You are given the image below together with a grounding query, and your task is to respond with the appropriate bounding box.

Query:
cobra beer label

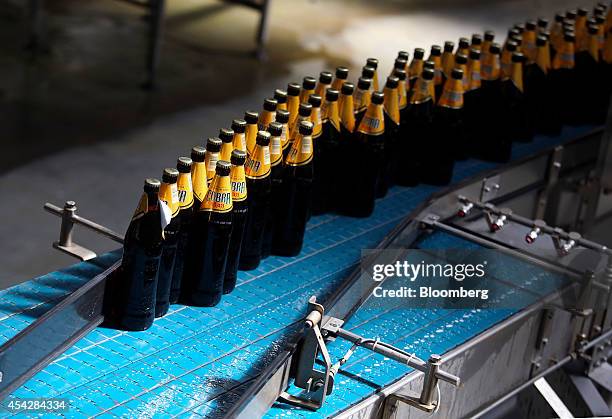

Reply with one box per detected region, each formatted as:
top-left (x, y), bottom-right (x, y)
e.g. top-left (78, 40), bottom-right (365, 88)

top-left (536, 45), bottom-right (551, 74)
top-left (176, 173), bottom-right (194, 210)
top-left (232, 132), bottom-right (247, 152)
top-left (340, 96), bottom-right (356, 133)
top-left (324, 101), bottom-right (341, 132)
top-left (410, 78), bottom-right (434, 104)
top-left (202, 175), bottom-right (233, 213)
top-left (159, 182), bottom-right (180, 218)
top-left (468, 61), bottom-right (481, 91)
top-left (191, 161), bottom-right (208, 204)
top-left (205, 151), bottom-right (219, 183)
top-left (246, 123), bottom-right (258, 155)
top-left (384, 88), bottom-right (400, 125)
top-left (270, 134), bottom-right (283, 166)
top-left (230, 165), bottom-right (247, 202)
top-left (357, 103), bottom-right (385, 136)
top-left (552, 42), bottom-right (575, 69)
top-left (353, 89), bottom-right (371, 113)
top-left (132, 193), bottom-right (150, 221)
top-left (310, 107), bottom-right (323, 139)
top-left (280, 122), bottom-right (290, 151)
top-left (439, 79), bottom-right (464, 109)
top-left (286, 133), bottom-right (313, 166)
top-left (481, 54), bottom-right (501, 81)
top-left (245, 145), bottom-right (271, 179)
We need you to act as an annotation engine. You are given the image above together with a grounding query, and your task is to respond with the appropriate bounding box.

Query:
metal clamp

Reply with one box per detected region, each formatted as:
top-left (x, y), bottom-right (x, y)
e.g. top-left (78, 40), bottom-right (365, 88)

top-left (552, 229), bottom-right (582, 257)
top-left (44, 201), bottom-right (124, 261)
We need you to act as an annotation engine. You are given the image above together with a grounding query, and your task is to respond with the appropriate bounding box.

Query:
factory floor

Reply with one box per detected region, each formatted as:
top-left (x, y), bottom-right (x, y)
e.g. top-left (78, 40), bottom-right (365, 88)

top-left (0, 0), bottom-right (602, 288)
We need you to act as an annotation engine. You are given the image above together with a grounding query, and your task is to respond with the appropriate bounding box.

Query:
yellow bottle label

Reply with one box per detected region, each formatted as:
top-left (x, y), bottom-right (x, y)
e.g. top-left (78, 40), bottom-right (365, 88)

top-left (398, 79), bottom-right (408, 110)
top-left (481, 53), bottom-right (501, 80)
top-left (290, 115), bottom-right (310, 142)
top-left (340, 95), bottom-right (356, 133)
top-left (315, 82), bottom-right (330, 98)
top-left (205, 151), bottom-right (219, 183)
top-left (588, 34), bottom-right (600, 62)
top-left (287, 95), bottom-right (300, 130)
top-left (286, 133), bottom-right (313, 166)
top-left (245, 145), bottom-right (271, 179)
top-left (270, 135), bottom-right (283, 166)
top-left (191, 161), bottom-right (208, 204)
top-left (132, 193), bottom-right (149, 221)
top-left (410, 78), bottom-right (434, 104)
top-left (230, 165), bottom-right (247, 202)
top-left (232, 132), bottom-right (246, 152)
top-left (442, 52), bottom-right (455, 78)
top-left (300, 88), bottom-right (315, 104)
top-left (310, 107), bottom-right (323, 139)
top-left (383, 87), bottom-right (400, 125)
top-left (324, 101), bottom-right (341, 132)
top-left (246, 124), bottom-right (258, 155)
top-left (552, 42), bottom-right (575, 69)
top-left (371, 70), bottom-right (379, 92)
top-left (438, 78), bottom-right (464, 109)
top-left (353, 88), bottom-right (371, 113)
top-left (467, 60), bottom-right (481, 91)
top-left (159, 182), bottom-right (180, 217)
top-left (220, 142), bottom-right (233, 162)
top-left (510, 62), bottom-right (524, 92)
top-left (575, 16), bottom-right (587, 49)
top-left (501, 49), bottom-right (512, 78)
top-left (280, 122), bottom-right (290, 150)
top-left (276, 102), bottom-right (287, 111)
top-left (523, 31), bottom-right (537, 62)
top-left (202, 175), bottom-right (233, 213)
top-left (550, 23), bottom-right (563, 51)
top-left (258, 110), bottom-right (276, 132)
top-left (457, 62), bottom-right (468, 90)
top-left (409, 59), bottom-right (424, 81)
top-left (357, 103), bottom-right (385, 136)
top-left (429, 55), bottom-right (443, 85)
top-left (331, 78), bottom-right (345, 91)
top-left (176, 172), bottom-right (194, 210)
top-left (536, 45), bottom-right (551, 74)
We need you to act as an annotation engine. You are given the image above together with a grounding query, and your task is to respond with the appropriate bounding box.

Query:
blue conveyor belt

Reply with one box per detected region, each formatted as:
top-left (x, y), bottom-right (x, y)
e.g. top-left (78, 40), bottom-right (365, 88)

top-left (0, 127), bottom-right (589, 417)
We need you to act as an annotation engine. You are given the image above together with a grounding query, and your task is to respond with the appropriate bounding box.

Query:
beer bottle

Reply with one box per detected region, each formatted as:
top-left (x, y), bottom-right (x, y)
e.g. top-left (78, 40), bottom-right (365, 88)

top-left (393, 52), bottom-right (409, 77)
top-left (501, 40), bottom-right (518, 78)
top-left (224, 150), bottom-right (248, 294)
top-left (184, 161), bottom-right (233, 307)
top-left (354, 77), bottom-right (372, 125)
top-left (393, 58), bottom-right (409, 92)
top-left (231, 119), bottom-right (247, 153)
top-left (274, 88), bottom-right (288, 111)
top-left (165, 157), bottom-right (194, 311)
top-left (219, 128), bottom-right (234, 162)
top-left (457, 37), bottom-right (470, 57)
top-left (156, 168), bottom-right (180, 314)
top-left (537, 18), bottom-right (549, 33)
top-left (427, 68), bottom-right (463, 185)
top-left (339, 82), bottom-right (356, 138)
top-left (409, 48), bottom-right (424, 87)
top-left (366, 58), bottom-right (380, 91)
top-left (481, 31), bottom-right (495, 65)
top-left (258, 98), bottom-right (277, 132)
top-left (309, 94), bottom-right (326, 214)
top-left (575, 8), bottom-right (588, 48)
top-left (309, 94), bottom-right (323, 141)
top-left (111, 178), bottom-right (163, 331)
top-left (272, 120), bottom-right (314, 256)
top-left (575, 24), bottom-right (606, 124)
top-left (551, 31), bottom-right (578, 125)
top-left (523, 21), bottom-right (538, 63)
top-left (275, 109), bottom-right (291, 158)
top-left (300, 76), bottom-right (316, 103)
top-left (394, 68), bottom-right (410, 124)
top-left (205, 137), bottom-right (222, 184)
top-left (245, 111), bottom-right (259, 155)
top-left (239, 131), bottom-right (272, 270)
top-left (442, 41), bottom-right (456, 80)
top-left (316, 88), bottom-right (341, 213)
top-left (190, 146), bottom-right (208, 210)
top-left (315, 71), bottom-right (333, 97)
top-left (289, 103), bottom-right (313, 153)
top-left (464, 49), bottom-right (483, 157)
top-left (471, 34), bottom-right (483, 52)
top-left (454, 53), bottom-right (469, 91)
top-left (379, 76), bottom-right (400, 198)
top-left (397, 50), bottom-right (409, 62)
top-left (362, 66), bottom-right (376, 87)
top-left (331, 66), bottom-right (349, 92)
top-left (428, 45), bottom-right (444, 98)
top-left (551, 13), bottom-right (565, 54)
top-left (335, 82), bottom-right (357, 215)
top-left (287, 82), bottom-right (301, 131)
top-left (502, 51), bottom-right (532, 142)
top-left (261, 122), bottom-right (285, 256)
top-left (603, 26), bottom-right (612, 105)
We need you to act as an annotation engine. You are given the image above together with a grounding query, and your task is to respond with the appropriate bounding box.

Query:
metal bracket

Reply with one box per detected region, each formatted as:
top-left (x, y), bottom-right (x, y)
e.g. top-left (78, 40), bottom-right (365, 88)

top-left (479, 176), bottom-right (501, 203)
top-left (44, 201), bottom-right (124, 261)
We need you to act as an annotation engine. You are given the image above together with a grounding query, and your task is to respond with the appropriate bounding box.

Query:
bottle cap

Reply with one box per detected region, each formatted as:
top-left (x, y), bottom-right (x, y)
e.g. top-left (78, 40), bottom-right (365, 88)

top-left (287, 82), bottom-right (301, 96)
top-left (524, 21), bottom-right (535, 31)
top-left (335, 66), bottom-right (349, 79)
top-left (357, 77), bottom-right (372, 90)
top-left (484, 30), bottom-right (495, 41)
top-left (595, 15), bottom-right (605, 24)
top-left (263, 98), bottom-right (278, 112)
top-left (162, 168), bottom-right (179, 183)
top-left (256, 130), bottom-right (271, 146)
top-left (471, 34), bottom-right (483, 45)
top-left (191, 146), bottom-right (206, 162)
top-left (308, 94), bottom-right (322, 107)
top-left (414, 48), bottom-right (425, 59)
top-left (341, 82), bottom-right (355, 95)
top-left (219, 128), bottom-right (234, 143)
top-left (302, 76), bottom-right (316, 90)
top-left (554, 13), bottom-right (564, 22)
top-left (451, 68), bottom-right (464, 80)
top-left (458, 37), bottom-right (470, 49)
top-left (298, 102), bottom-right (313, 117)
top-left (511, 51), bottom-right (526, 63)
top-left (469, 49), bottom-right (481, 60)
top-left (444, 41), bottom-right (455, 52)
top-left (366, 58), bottom-right (379, 69)
top-left (231, 149), bottom-right (247, 165)
top-left (371, 91), bottom-right (384, 105)
top-left (423, 60), bottom-right (435, 70)
top-left (489, 43), bottom-right (502, 54)
top-left (588, 24), bottom-right (598, 34)
top-left (506, 41), bottom-right (518, 52)
top-left (319, 71), bottom-right (333, 84)
top-left (177, 157), bottom-right (193, 173)
top-left (385, 76), bottom-right (399, 89)
top-left (514, 23), bottom-right (525, 33)
top-left (566, 9), bottom-right (577, 20)
top-left (422, 67), bottom-right (435, 80)
top-left (244, 111), bottom-right (259, 124)
top-left (577, 8), bottom-right (588, 16)
top-left (362, 65), bottom-right (376, 79)
top-left (455, 53), bottom-right (468, 65)
top-left (511, 34), bottom-right (523, 46)
top-left (564, 32), bottom-right (576, 42)
top-left (393, 68), bottom-right (407, 80)
top-left (588, 17), bottom-right (598, 26)
top-left (276, 109), bottom-right (290, 123)
top-left (536, 35), bottom-right (548, 46)
top-left (509, 28), bottom-right (521, 38)
top-left (268, 121), bottom-right (283, 136)
top-left (298, 120), bottom-right (314, 135)
top-left (144, 178), bottom-right (161, 193)
top-left (274, 89), bottom-right (287, 104)
top-left (325, 88), bottom-right (339, 101)
top-left (397, 50), bottom-right (409, 60)
top-left (538, 18), bottom-right (549, 28)
top-left (231, 119), bottom-right (246, 133)
top-left (394, 58), bottom-right (408, 69)
top-left (430, 45), bottom-right (442, 56)
top-left (215, 160), bottom-right (231, 176)
top-left (206, 137), bottom-right (222, 152)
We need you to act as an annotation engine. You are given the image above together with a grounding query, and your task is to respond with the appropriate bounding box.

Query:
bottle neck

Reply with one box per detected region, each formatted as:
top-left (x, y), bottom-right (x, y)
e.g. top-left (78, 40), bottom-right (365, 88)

top-left (270, 135), bottom-right (283, 166)
top-left (220, 142), bottom-right (233, 162)
top-left (340, 95), bottom-right (356, 132)
top-left (232, 132), bottom-right (246, 152)
top-left (205, 151), bottom-right (219, 183)
top-left (383, 87), bottom-right (400, 124)
top-left (353, 88), bottom-right (372, 113)
top-left (552, 41), bottom-right (575, 69)
top-left (357, 103), bottom-right (385, 136)
top-left (286, 133), bottom-right (313, 166)
top-left (438, 78), bottom-right (464, 109)
top-left (310, 107), bottom-right (323, 139)
top-left (191, 161), bottom-right (208, 204)
top-left (536, 44), bottom-right (551, 73)
top-left (481, 54), bottom-right (501, 80)
top-left (230, 165), bottom-right (247, 202)
top-left (410, 78), bottom-right (434, 104)
top-left (245, 124), bottom-right (258, 155)
top-left (258, 110), bottom-right (276, 131)
top-left (409, 59), bottom-right (424, 80)
top-left (177, 172), bottom-right (194, 210)
top-left (245, 144), bottom-right (271, 179)
top-left (467, 59), bottom-right (481, 90)
top-left (323, 100), bottom-right (341, 131)
top-left (159, 182), bottom-right (180, 217)
top-left (201, 174), bottom-right (233, 213)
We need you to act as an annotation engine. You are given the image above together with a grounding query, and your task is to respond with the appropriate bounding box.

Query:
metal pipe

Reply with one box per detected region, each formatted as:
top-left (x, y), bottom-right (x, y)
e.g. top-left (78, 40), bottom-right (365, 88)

top-left (419, 355), bottom-right (441, 405)
top-left (44, 202), bottom-right (124, 244)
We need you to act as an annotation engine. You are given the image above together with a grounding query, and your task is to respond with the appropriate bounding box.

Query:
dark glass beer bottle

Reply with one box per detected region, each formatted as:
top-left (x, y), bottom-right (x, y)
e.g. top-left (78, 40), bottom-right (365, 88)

top-left (205, 137), bottom-right (222, 184)
top-left (331, 66), bottom-right (349, 92)
top-left (482, 31), bottom-right (495, 60)
top-left (471, 34), bottom-right (483, 52)
top-left (502, 51), bottom-right (532, 142)
top-left (380, 76), bottom-right (400, 198)
top-left (523, 20), bottom-right (538, 63)
top-left (289, 103), bottom-right (313, 154)
top-left (394, 68), bottom-right (410, 123)
top-left (354, 77), bottom-right (372, 125)
top-left (287, 82), bottom-right (301, 132)
top-left (272, 121), bottom-right (314, 256)
top-left (315, 71), bottom-right (333, 98)
top-left (501, 40), bottom-right (518, 79)
top-left (258, 98), bottom-right (277, 132)
top-left (428, 45), bottom-right (444, 98)
top-left (409, 48), bottom-right (424, 87)
top-left (219, 128), bottom-right (234, 162)
top-left (231, 119), bottom-right (247, 153)
top-left (309, 94), bottom-right (327, 215)
top-left (262, 122), bottom-right (285, 257)
top-left (191, 146), bottom-right (208, 210)
top-left (245, 111), bottom-right (259, 155)
top-left (457, 37), bottom-right (470, 57)
top-left (335, 83), bottom-right (357, 215)
top-left (224, 150), bottom-right (248, 294)
top-left (165, 157), bottom-right (194, 310)
top-left (112, 178), bottom-right (163, 331)
top-left (339, 83), bottom-right (356, 139)
top-left (184, 161), bottom-right (233, 307)
top-left (464, 49), bottom-right (483, 156)
top-left (442, 41), bottom-right (456, 80)
top-left (366, 58), bottom-right (380, 91)
top-left (276, 109), bottom-right (291, 158)
top-left (551, 32), bottom-right (578, 125)
top-left (300, 76), bottom-right (316, 104)
top-left (156, 168), bottom-right (180, 314)
top-left (575, 23), bottom-right (606, 124)
top-left (239, 131), bottom-right (272, 270)
top-left (317, 88), bottom-right (341, 213)
top-left (274, 88), bottom-right (288, 112)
